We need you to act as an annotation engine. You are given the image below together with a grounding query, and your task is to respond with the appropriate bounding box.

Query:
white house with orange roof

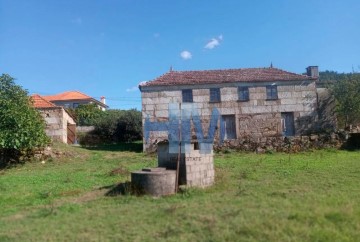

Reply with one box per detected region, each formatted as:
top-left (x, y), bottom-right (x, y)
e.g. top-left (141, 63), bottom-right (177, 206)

top-left (31, 94), bottom-right (76, 144)
top-left (43, 91), bottom-right (108, 110)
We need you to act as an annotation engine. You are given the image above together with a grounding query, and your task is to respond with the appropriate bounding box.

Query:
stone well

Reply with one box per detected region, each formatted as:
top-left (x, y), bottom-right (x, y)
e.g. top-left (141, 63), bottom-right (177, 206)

top-left (131, 141), bottom-right (215, 196)
top-left (157, 142), bottom-right (215, 188)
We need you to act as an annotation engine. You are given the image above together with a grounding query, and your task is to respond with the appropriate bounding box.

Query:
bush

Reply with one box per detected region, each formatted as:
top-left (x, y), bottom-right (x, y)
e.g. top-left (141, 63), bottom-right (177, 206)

top-left (330, 74), bottom-right (360, 128)
top-left (114, 109), bottom-right (142, 142)
top-left (78, 109), bottom-right (142, 145)
top-left (67, 103), bottom-right (104, 126)
top-left (0, 74), bottom-right (49, 165)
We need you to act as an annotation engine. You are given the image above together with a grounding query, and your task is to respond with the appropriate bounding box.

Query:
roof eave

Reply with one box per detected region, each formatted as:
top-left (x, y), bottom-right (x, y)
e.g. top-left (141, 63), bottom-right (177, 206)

top-left (140, 78), bottom-right (316, 91)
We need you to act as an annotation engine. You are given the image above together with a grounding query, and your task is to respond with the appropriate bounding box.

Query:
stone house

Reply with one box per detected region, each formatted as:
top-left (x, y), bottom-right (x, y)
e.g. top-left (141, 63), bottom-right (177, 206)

top-left (31, 94), bottom-right (76, 144)
top-left (139, 66), bottom-right (332, 152)
top-left (43, 91), bottom-right (108, 110)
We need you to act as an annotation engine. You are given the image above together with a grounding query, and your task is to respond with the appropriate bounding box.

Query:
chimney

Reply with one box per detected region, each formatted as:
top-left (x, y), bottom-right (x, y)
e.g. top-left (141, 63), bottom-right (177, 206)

top-left (306, 66), bottom-right (319, 78)
top-left (100, 96), bottom-right (106, 105)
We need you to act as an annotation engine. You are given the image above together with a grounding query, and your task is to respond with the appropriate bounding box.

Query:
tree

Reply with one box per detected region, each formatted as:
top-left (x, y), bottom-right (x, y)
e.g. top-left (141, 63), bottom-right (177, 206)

top-left (0, 74), bottom-right (49, 165)
top-left (319, 70), bottom-right (346, 82)
top-left (79, 109), bottom-right (142, 145)
top-left (330, 74), bottom-right (360, 128)
top-left (68, 103), bottom-right (104, 126)
top-left (114, 109), bottom-right (142, 142)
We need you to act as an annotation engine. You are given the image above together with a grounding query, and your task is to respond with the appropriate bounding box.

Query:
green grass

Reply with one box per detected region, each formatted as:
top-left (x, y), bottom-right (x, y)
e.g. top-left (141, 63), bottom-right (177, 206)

top-left (0, 144), bottom-right (360, 241)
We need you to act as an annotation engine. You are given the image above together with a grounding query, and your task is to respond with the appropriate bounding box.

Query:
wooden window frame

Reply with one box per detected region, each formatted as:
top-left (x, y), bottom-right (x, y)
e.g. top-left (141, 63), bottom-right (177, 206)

top-left (238, 86), bottom-right (249, 102)
top-left (182, 89), bottom-right (193, 103)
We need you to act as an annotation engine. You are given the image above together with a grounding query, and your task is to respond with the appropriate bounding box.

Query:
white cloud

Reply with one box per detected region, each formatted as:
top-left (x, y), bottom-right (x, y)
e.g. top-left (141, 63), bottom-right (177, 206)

top-left (204, 35), bottom-right (223, 49)
top-left (126, 86), bottom-right (138, 92)
top-left (180, 50), bottom-right (192, 60)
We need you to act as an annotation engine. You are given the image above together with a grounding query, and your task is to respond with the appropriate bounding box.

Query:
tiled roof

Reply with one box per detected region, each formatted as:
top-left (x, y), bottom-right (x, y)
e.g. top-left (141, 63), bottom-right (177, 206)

top-left (30, 94), bottom-right (57, 108)
top-left (140, 67), bottom-right (316, 87)
top-left (43, 91), bottom-right (92, 101)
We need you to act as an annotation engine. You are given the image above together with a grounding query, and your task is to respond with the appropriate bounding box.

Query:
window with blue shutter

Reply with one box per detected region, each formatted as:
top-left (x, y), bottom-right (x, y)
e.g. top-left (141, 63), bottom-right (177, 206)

top-left (210, 88), bottom-right (221, 102)
top-left (238, 87), bottom-right (249, 101)
top-left (182, 89), bottom-right (193, 102)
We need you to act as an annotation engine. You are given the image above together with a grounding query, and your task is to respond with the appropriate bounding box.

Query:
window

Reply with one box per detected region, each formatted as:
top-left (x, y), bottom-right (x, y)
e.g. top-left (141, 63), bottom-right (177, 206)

top-left (266, 85), bottom-right (278, 100)
top-left (210, 88), bottom-right (221, 102)
top-left (73, 103), bottom-right (79, 108)
top-left (238, 87), bottom-right (249, 101)
top-left (182, 89), bottom-right (193, 102)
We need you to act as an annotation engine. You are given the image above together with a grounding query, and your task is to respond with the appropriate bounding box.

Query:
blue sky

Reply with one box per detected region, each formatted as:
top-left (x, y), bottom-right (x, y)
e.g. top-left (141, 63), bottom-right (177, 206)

top-left (1, 0), bottom-right (359, 110)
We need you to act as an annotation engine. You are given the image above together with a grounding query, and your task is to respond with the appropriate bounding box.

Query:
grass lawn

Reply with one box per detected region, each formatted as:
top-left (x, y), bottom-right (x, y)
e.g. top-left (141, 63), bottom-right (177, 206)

top-left (0, 144), bottom-right (360, 241)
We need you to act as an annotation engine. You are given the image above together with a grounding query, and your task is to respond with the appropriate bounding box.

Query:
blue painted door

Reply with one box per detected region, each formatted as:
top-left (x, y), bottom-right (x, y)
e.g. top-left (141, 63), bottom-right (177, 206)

top-left (222, 115), bottom-right (237, 140)
top-left (281, 112), bottom-right (295, 136)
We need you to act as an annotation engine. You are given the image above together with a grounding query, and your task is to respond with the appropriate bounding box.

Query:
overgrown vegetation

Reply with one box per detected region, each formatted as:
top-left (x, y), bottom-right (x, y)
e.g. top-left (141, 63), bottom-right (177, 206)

top-left (331, 75), bottom-right (360, 128)
top-left (0, 74), bottom-right (49, 166)
top-left (320, 71), bottom-right (360, 128)
top-left (319, 70), bottom-right (359, 82)
top-left (0, 145), bottom-right (359, 241)
top-left (67, 103), bottom-right (104, 126)
top-left (78, 109), bottom-right (142, 145)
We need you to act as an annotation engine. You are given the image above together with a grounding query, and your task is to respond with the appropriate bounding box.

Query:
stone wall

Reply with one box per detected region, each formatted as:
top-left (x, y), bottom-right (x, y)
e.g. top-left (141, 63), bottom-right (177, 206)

top-left (37, 107), bottom-right (76, 144)
top-left (158, 142), bottom-right (215, 188)
top-left (76, 126), bottom-right (95, 133)
top-left (141, 81), bottom-right (319, 152)
top-left (214, 133), bottom-right (344, 153)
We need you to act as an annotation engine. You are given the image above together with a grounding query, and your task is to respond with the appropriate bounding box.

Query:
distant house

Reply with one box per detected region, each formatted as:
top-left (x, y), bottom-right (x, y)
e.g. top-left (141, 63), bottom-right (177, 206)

top-left (31, 94), bottom-right (76, 144)
top-left (139, 66), bottom-right (335, 152)
top-left (43, 91), bottom-right (108, 110)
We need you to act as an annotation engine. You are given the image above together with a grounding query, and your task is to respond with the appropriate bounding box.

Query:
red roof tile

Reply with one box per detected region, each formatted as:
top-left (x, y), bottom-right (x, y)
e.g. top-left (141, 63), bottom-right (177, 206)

top-left (43, 91), bottom-right (92, 101)
top-left (140, 67), bottom-right (316, 88)
top-left (30, 94), bottom-right (57, 108)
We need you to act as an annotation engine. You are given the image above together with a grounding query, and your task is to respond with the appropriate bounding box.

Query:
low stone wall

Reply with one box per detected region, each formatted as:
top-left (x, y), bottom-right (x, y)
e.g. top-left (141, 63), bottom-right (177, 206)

top-left (214, 133), bottom-right (345, 153)
top-left (76, 126), bottom-right (95, 133)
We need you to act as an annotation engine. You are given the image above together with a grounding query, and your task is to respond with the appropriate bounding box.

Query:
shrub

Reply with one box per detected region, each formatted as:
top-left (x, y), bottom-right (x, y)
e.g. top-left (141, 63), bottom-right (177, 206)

top-left (0, 74), bottom-right (49, 165)
top-left (91, 110), bottom-right (122, 143)
top-left (330, 74), bottom-right (360, 128)
top-left (79, 109), bottom-right (142, 145)
top-left (67, 103), bottom-right (104, 126)
top-left (114, 109), bottom-right (142, 142)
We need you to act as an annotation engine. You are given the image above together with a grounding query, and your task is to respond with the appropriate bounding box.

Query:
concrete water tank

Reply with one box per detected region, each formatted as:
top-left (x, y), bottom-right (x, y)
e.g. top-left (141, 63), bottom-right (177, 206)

top-left (131, 168), bottom-right (176, 196)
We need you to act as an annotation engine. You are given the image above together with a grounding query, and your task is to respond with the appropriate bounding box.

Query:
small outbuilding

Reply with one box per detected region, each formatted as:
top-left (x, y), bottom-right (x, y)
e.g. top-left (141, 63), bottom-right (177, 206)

top-left (31, 94), bottom-right (76, 144)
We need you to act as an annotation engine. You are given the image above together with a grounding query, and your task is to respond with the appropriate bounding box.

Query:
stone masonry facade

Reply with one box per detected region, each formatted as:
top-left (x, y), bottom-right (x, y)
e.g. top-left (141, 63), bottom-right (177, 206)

top-left (139, 67), bottom-right (333, 153)
top-left (141, 82), bottom-right (318, 152)
top-left (37, 107), bottom-right (76, 144)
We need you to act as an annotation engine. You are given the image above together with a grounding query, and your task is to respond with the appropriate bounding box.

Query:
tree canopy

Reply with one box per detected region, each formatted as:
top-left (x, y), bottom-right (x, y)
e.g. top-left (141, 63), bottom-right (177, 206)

top-left (78, 109), bottom-right (142, 145)
top-left (67, 103), bottom-right (104, 126)
top-left (0, 74), bottom-right (48, 165)
top-left (329, 74), bottom-right (360, 128)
